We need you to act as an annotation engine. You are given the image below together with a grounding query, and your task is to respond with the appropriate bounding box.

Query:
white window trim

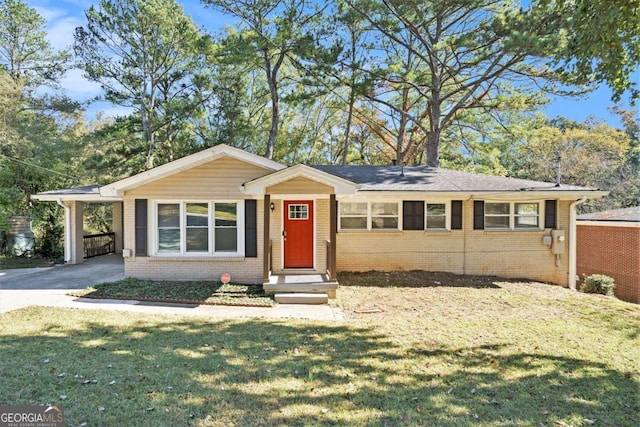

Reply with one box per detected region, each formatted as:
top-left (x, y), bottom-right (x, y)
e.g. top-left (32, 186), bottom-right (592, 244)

top-left (424, 202), bottom-right (450, 231)
top-left (484, 200), bottom-right (543, 231)
top-left (150, 200), bottom-right (245, 257)
top-left (339, 201), bottom-right (401, 231)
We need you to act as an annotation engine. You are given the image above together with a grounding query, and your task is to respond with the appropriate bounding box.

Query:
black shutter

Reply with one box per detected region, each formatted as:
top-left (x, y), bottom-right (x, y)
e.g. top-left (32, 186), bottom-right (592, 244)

top-left (451, 200), bottom-right (463, 230)
top-left (545, 199), bottom-right (557, 229)
top-left (473, 200), bottom-right (484, 230)
top-left (244, 199), bottom-right (257, 257)
top-left (135, 199), bottom-right (147, 256)
top-left (403, 201), bottom-right (425, 230)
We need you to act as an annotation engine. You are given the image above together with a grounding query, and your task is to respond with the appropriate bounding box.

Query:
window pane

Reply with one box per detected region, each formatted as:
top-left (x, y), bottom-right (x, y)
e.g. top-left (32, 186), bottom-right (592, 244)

top-left (158, 229), bottom-right (180, 252)
top-left (289, 204), bottom-right (309, 219)
top-left (516, 203), bottom-right (538, 215)
top-left (485, 203), bottom-right (509, 215)
top-left (515, 216), bottom-right (539, 228)
top-left (187, 203), bottom-right (208, 227)
top-left (158, 204), bottom-right (180, 227)
top-left (186, 228), bottom-right (208, 252)
top-left (485, 216), bottom-right (510, 228)
top-left (215, 228), bottom-right (237, 252)
top-left (372, 217), bottom-right (398, 229)
top-left (426, 216), bottom-right (446, 229)
top-left (371, 203), bottom-right (398, 216)
top-left (341, 217), bottom-right (367, 229)
top-left (340, 203), bottom-right (367, 215)
top-left (215, 203), bottom-right (237, 227)
top-left (427, 204), bottom-right (445, 215)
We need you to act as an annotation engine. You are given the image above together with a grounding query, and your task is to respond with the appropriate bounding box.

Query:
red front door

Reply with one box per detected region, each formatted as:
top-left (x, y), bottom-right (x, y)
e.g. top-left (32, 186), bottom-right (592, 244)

top-left (283, 200), bottom-right (314, 268)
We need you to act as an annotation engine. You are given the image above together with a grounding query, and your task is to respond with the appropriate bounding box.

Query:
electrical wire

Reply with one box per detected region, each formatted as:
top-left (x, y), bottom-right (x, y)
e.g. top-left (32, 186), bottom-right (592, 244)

top-left (0, 152), bottom-right (80, 182)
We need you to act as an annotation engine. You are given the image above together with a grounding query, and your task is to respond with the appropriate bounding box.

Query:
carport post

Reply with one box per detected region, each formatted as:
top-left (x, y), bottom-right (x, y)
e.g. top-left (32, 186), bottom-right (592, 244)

top-left (68, 201), bottom-right (85, 264)
top-left (112, 202), bottom-right (124, 254)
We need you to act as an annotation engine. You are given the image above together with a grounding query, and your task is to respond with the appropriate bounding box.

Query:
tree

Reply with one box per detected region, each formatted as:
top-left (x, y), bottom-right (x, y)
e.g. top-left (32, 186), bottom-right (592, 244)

top-left (74, 0), bottom-right (212, 169)
top-left (512, 117), bottom-right (632, 211)
top-left (0, 0), bottom-right (68, 89)
top-left (203, 0), bottom-right (326, 160)
top-left (533, 0), bottom-right (640, 102)
top-left (342, 0), bottom-right (580, 167)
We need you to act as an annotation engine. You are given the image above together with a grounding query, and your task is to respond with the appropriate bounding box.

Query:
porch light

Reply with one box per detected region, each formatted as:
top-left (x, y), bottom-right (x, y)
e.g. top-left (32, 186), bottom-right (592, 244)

top-left (270, 202), bottom-right (275, 212)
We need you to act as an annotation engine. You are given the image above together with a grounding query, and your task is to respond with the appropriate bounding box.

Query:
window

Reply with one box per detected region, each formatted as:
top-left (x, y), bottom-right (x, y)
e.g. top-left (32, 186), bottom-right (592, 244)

top-left (154, 202), bottom-right (242, 255)
top-left (426, 203), bottom-right (446, 229)
top-left (158, 203), bottom-right (180, 253)
top-left (371, 203), bottom-right (398, 229)
top-left (484, 202), bottom-right (541, 230)
top-left (339, 202), bottom-right (399, 230)
top-left (485, 202), bottom-right (510, 229)
top-left (215, 203), bottom-right (237, 252)
top-left (186, 203), bottom-right (208, 252)
top-left (340, 202), bottom-right (368, 230)
top-left (288, 204), bottom-right (309, 220)
top-left (515, 203), bottom-right (539, 228)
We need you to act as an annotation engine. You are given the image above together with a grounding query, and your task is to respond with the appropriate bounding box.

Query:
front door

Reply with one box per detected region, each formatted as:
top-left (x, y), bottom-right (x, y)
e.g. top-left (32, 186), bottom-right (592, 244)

top-left (283, 200), bottom-right (314, 268)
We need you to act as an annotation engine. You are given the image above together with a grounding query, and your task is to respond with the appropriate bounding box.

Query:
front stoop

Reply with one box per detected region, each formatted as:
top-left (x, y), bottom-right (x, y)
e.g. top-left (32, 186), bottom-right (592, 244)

top-left (264, 274), bottom-right (338, 303)
top-left (274, 293), bottom-right (329, 304)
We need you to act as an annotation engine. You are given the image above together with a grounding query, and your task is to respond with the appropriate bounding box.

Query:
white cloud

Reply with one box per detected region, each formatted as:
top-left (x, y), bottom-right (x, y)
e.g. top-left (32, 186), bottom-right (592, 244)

top-left (59, 68), bottom-right (102, 98)
top-left (46, 15), bottom-right (84, 51)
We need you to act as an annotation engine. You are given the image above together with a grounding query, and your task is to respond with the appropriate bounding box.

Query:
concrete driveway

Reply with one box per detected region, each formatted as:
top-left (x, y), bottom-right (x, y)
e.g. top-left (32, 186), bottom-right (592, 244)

top-left (0, 255), bottom-right (343, 320)
top-left (0, 254), bottom-right (124, 290)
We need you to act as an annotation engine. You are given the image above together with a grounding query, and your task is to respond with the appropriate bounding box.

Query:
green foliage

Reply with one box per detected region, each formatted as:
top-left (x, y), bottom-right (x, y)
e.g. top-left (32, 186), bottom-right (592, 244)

top-left (580, 274), bottom-right (616, 296)
top-left (0, 0), bottom-right (69, 89)
top-left (533, 0), bottom-right (640, 102)
top-left (74, 0), bottom-right (212, 169)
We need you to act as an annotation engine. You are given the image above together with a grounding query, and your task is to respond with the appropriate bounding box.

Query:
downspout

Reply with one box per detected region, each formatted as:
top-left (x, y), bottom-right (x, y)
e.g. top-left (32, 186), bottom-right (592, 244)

top-left (568, 197), bottom-right (588, 290)
top-left (56, 199), bottom-right (71, 263)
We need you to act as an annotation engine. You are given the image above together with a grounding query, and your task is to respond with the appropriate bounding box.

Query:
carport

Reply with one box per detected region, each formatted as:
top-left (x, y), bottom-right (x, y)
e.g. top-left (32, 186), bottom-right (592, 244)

top-left (31, 185), bottom-right (123, 264)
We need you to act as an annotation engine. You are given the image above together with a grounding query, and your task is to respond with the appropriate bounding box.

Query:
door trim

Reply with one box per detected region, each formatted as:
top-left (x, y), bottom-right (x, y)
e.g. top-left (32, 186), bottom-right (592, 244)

top-left (281, 199), bottom-right (316, 270)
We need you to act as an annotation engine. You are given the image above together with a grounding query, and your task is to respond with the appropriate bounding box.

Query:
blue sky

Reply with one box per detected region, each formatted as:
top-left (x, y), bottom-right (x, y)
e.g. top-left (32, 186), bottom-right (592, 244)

top-left (27, 0), bottom-right (638, 128)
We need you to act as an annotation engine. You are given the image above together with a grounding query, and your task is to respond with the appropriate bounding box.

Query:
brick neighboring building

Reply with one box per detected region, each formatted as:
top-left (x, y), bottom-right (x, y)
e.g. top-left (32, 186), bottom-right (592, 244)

top-left (577, 207), bottom-right (640, 304)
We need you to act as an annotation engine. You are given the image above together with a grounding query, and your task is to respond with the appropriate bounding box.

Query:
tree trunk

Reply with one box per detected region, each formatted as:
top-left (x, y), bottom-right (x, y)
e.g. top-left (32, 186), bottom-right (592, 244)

top-left (265, 78), bottom-right (278, 160)
top-left (426, 130), bottom-right (440, 167)
top-left (341, 87), bottom-right (355, 165)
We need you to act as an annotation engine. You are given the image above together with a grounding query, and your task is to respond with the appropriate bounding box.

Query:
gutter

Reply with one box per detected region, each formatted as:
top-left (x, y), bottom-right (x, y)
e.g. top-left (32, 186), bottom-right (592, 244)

top-left (56, 199), bottom-right (71, 263)
top-left (568, 197), bottom-right (588, 290)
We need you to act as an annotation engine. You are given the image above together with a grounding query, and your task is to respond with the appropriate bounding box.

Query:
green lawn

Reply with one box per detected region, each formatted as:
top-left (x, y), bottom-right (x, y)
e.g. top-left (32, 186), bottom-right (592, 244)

top-left (73, 278), bottom-right (275, 307)
top-left (0, 274), bottom-right (638, 426)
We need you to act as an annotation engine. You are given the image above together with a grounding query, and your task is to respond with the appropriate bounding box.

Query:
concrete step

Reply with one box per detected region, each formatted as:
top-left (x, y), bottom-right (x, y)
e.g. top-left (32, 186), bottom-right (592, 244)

top-left (264, 282), bottom-right (338, 294)
top-left (274, 293), bottom-right (329, 305)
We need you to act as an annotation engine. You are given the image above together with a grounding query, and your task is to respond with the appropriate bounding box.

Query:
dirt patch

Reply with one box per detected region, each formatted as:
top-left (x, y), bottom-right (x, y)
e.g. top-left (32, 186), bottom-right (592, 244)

top-left (337, 270), bottom-right (514, 288)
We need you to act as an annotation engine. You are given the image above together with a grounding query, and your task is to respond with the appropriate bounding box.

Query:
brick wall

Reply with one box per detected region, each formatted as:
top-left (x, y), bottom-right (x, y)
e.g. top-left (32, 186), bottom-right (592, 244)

top-left (336, 199), bottom-right (571, 286)
top-left (123, 198), bottom-right (264, 284)
top-left (577, 223), bottom-right (640, 303)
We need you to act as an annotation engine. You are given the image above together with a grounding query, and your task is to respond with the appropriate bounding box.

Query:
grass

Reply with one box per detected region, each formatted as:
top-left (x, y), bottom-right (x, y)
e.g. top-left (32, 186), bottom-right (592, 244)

top-left (0, 255), bottom-right (56, 269)
top-left (0, 271), bottom-right (638, 426)
top-left (72, 278), bottom-right (275, 307)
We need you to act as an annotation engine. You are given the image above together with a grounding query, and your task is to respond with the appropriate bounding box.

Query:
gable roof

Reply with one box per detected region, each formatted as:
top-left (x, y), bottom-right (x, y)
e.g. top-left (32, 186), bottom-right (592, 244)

top-left (577, 206), bottom-right (640, 222)
top-left (312, 165), bottom-right (605, 195)
top-left (100, 144), bottom-right (285, 197)
top-left (243, 164), bottom-right (358, 195)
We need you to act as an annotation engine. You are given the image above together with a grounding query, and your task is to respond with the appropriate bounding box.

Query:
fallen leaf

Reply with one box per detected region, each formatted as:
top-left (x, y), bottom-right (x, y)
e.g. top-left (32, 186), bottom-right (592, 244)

top-left (44, 359), bottom-right (50, 364)
top-left (98, 406), bottom-right (105, 412)
top-left (584, 419), bottom-right (595, 425)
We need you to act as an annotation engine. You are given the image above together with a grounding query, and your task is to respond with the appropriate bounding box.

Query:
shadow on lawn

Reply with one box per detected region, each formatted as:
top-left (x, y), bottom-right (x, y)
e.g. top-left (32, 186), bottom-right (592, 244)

top-left (0, 311), bottom-right (637, 426)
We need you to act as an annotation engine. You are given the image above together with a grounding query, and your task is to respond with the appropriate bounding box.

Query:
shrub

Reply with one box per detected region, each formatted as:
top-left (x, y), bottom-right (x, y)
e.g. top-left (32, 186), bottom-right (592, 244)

top-left (580, 274), bottom-right (616, 296)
